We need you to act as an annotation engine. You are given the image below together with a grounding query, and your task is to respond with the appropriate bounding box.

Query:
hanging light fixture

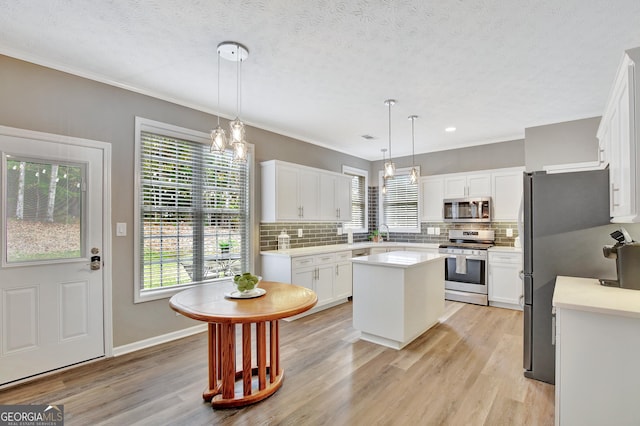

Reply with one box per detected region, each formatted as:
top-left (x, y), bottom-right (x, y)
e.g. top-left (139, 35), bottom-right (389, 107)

top-left (384, 99), bottom-right (396, 179)
top-left (381, 148), bottom-right (388, 195)
top-left (210, 47), bottom-right (227, 152)
top-left (218, 41), bottom-right (249, 162)
top-left (408, 115), bottom-right (419, 184)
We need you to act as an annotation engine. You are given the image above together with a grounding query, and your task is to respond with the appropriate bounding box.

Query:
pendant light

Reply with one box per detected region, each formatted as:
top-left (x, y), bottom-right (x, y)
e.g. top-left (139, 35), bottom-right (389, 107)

top-left (408, 115), bottom-right (419, 184)
top-left (384, 99), bottom-right (396, 179)
top-left (210, 47), bottom-right (227, 152)
top-left (381, 148), bottom-right (388, 195)
top-left (218, 41), bottom-right (249, 162)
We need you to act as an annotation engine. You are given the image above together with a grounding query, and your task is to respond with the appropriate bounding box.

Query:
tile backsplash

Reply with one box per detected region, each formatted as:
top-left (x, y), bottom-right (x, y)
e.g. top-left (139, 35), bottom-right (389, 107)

top-left (259, 185), bottom-right (519, 250)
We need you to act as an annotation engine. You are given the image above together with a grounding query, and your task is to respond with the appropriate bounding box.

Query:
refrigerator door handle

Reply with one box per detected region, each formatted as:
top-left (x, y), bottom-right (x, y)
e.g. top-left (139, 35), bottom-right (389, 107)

top-left (523, 274), bottom-right (533, 305)
top-left (524, 304), bottom-right (532, 370)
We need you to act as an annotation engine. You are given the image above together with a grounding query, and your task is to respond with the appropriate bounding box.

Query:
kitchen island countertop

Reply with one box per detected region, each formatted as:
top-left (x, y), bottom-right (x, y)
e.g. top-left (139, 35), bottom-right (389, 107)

top-left (351, 250), bottom-right (443, 268)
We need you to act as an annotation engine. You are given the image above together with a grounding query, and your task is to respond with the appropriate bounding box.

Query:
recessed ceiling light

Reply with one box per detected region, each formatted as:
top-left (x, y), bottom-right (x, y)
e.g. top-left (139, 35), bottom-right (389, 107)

top-left (445, 127), bottom-right (456, 132)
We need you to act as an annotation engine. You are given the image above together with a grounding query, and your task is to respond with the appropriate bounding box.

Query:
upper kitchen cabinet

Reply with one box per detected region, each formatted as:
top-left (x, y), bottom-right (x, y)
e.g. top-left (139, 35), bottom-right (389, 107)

top-left (261, 160), bottom-right (351, 223)
top-left (491, 167), bottom-right (525, 221)
top-left (319, 173), bottom-right (352, 222)
top-left (597, 47), bottom-right (640, 222)
top-left (443, 173), bottom-right (491, 198)
top-left (421, 176), bottom-right (445, 221)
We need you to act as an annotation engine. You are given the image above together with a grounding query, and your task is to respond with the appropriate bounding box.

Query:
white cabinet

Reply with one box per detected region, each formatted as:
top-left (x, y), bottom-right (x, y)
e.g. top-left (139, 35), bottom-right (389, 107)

top-left (334, 251), bottom-right (353, 300)
top-left (420, 176), bottom-right (444, 221)
top-left (261, 160), bottom-right (352, 222)
top-left (443, 173), bottom-right (491, 198)
top-left (488, 250), bottom-right (523, 310)
top-left (261, 250), bottom-right (354, 317)
top-left (554, 277), bottom-right (640, 426)
top-left (262, 161), bottom-right (320, 221)
top-left (597, 47), bottom-right (640, 222)
top-left (319, 173), bottom-right (352, 221)
top-left (491, 168), bottom-right (524, 221)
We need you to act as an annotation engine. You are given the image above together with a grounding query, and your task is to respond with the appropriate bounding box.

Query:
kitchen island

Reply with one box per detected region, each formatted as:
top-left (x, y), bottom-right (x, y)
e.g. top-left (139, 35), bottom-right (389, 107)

top-left (352, 251), bottom-right (445, 349)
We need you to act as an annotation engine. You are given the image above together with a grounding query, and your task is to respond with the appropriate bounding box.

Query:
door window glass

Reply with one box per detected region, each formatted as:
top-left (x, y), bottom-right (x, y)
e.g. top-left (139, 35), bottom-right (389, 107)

top-left (4, 158), bottom-right (84, 263)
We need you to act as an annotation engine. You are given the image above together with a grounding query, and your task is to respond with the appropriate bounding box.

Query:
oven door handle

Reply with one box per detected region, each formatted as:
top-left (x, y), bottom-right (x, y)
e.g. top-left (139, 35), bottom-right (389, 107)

top-left (443, 254), bottom-right (486, 261)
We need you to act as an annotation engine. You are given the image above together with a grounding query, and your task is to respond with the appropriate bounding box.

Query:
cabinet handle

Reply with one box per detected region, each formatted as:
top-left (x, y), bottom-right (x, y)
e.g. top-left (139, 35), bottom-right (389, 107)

top-left (599, 148), bottom-right (605, 163)
top-left (301, 206), bottom-right (304, 218)
top-left (336, 265), bottom-right (339, 276)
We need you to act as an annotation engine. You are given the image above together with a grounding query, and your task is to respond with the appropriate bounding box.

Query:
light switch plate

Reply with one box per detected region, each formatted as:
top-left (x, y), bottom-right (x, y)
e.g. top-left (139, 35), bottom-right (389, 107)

top-left (116, 222), bottom-right (127, 237)
top-left (298, 228), bottom-right (303, 237)
top-left (435, 227), bottom-right (441, 235)
top-left (506, 228), bottom-right (513, 237)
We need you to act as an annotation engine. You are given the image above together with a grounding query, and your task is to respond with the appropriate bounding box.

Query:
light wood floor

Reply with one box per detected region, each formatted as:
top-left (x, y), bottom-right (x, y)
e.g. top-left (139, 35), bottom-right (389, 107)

top-left (0, 301), bottom-right (554, 425)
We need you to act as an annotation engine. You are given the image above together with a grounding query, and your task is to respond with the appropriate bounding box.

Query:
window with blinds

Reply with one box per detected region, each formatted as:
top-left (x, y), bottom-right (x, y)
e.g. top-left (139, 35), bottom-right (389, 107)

top-left (135, 119), bottom-right (252, 301)
top-left (342, 166), bottom-right (368, 233)
top-left (379, 168), bottom-right (420, 233)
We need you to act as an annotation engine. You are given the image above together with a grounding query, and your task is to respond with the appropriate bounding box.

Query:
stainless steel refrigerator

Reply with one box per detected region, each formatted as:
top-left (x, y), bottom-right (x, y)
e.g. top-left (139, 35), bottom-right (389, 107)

top-left (522, 169), bottom-right (615, 384)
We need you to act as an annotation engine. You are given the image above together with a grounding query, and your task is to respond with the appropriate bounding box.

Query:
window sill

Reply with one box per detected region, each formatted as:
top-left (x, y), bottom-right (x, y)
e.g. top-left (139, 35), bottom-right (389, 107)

top-left (134, 278), bottom-right (232, 304)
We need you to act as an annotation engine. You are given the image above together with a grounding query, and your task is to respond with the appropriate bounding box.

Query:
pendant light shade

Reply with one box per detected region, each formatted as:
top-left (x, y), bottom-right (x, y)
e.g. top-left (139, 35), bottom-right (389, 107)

top-left (210, 47), bottom-right (228, 152)
top-left (217, 41), bottom-right (250, 162)
top-left (381, 148), bottom-right (388, 195)
top-left (408, 115), bottom-right (419, 184)
top-left (384, 99), bottom-right (396, 179)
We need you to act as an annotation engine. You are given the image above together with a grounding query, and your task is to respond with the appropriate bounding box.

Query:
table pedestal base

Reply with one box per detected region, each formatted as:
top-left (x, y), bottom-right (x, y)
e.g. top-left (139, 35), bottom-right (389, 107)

top-left (203, 320), bottom-right (282, 408)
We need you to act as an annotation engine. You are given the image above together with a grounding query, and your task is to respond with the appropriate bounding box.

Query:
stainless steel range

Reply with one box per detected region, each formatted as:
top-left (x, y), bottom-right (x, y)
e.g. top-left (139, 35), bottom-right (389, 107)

top-left (438, 229), bottom-right (495, 305)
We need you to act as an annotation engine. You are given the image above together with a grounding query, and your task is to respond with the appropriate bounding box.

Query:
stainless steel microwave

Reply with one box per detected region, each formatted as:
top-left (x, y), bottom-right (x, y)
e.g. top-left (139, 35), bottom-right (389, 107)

top-left (443, 197), bottom-right (491, 223)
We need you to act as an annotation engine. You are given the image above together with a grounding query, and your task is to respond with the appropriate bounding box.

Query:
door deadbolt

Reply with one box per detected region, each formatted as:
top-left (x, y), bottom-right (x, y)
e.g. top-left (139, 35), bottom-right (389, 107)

top-left (91, 247), bottom-right (101, 270)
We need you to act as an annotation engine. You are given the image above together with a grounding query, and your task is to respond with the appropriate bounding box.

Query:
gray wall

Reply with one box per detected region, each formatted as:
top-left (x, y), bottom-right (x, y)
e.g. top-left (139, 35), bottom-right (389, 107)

top-left (0, 55), bottom-right (368, 347)
top-left (524, 117), bottom-right (601, 171)
top-left (370, 139), bottom-right (525, 184)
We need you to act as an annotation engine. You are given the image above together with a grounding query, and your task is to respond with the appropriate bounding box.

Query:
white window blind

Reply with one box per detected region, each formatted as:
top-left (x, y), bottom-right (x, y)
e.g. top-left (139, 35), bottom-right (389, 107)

top-left (342, 166), bottom-right (368, 233)
top-left (379, 169), bottom-right (420, 233)
top-left (138, 128), bottom-right (251, 297)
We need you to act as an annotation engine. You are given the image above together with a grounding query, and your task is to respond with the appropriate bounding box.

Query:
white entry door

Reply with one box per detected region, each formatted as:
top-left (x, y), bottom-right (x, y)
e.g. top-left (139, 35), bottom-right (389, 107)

top-left (0, 129), bottom-right (107, 385)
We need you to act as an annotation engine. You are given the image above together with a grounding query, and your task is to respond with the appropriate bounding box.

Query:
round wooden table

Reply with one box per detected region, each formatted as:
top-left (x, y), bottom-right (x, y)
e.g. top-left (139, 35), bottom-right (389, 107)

top-left (169, 281), bottom-right (317, 408)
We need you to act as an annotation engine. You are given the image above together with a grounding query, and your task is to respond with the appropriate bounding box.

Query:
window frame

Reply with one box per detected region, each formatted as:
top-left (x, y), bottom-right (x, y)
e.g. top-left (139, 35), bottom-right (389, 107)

top-left (341, 165), bottom-right (368, 234)
top-left (378, 166), bottom-right (421, 234)
top-left (133, 117), bottom-right (255, 303)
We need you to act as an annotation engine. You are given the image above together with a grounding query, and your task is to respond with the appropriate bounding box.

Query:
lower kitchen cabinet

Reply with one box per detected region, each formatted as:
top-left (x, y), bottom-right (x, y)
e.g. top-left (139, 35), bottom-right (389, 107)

top-left (554, 276), bottom-right (640, 426)
top-left (488, 250), bottom-right (523, 310)
top-left (262, 250), bottom-right (353, 317)
top-left (334, 251), bottom-right (353, 300)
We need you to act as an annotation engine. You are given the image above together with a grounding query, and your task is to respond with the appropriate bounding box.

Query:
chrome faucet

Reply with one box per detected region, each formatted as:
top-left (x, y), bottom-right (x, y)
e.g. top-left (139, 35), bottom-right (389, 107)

top-left (378, 224), bottom-right (390, 242)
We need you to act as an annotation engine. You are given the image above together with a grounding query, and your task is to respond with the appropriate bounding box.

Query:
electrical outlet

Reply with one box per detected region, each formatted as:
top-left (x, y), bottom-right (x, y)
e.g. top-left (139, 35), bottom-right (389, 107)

top-left (506, 228), bottom-right (513, 237)
top-left (435, 227), bottom-right (441, 235)
top-left (427, 227), bottom-right (434, 235)
top-left (298, 228), bottom-right (303, 237)
top-left (337, 227), bottom-right (343, 236)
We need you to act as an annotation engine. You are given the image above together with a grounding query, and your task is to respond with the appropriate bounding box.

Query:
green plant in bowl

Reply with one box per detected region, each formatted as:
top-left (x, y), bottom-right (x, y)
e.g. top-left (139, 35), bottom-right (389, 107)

top-left (233, 272), bottom-right (261, 293)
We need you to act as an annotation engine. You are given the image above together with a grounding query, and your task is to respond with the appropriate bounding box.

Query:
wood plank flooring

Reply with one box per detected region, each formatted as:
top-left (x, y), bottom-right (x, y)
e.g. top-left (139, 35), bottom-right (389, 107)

top-left (0, 301), bottom-right (554, 425)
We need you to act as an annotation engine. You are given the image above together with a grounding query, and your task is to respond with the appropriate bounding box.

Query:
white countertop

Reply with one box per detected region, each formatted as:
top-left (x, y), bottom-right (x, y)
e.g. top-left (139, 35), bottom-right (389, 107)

top-left (553, 276), bottom-right (640, 318)
top-left (351, 250), bottom-right (444, 269)
top-left (488, 246), bottom-right (522, 253)
top-left (260, 242), bottom-right (441, 257)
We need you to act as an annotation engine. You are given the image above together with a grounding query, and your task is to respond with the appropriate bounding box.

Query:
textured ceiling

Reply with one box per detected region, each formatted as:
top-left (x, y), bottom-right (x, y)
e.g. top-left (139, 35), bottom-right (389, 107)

top-left (1, 1), bottom-right (640, 160)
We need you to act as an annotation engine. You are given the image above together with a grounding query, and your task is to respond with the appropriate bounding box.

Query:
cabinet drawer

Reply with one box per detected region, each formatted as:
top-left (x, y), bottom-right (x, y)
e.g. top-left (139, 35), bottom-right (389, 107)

top-left (315, 253), bottom-right (336, 265)
top-left (292, 256), bottom-right (316, 268)
top-left (489, 252), bottom-right (522, 264)
top-left (336, 251), bottom-right (352, 261)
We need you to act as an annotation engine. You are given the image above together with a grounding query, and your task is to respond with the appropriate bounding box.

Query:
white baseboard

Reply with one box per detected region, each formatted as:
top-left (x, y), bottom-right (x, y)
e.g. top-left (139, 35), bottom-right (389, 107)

top-left (112, 323), bottom-right (208, 357)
